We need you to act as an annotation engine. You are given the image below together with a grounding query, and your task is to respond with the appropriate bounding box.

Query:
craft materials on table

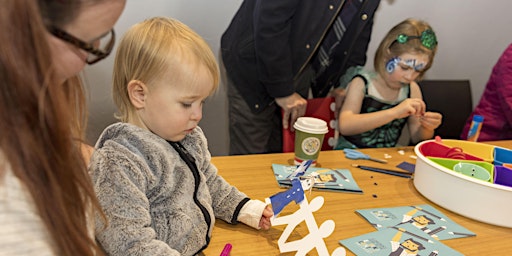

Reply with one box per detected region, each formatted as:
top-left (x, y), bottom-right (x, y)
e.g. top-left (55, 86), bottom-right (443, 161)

top-left (340, 227), bottom-right (463, 256)
top-left (272, 163), bottom-right (363, 193)
top-left (219, 243), bottom-right (232, 256)
top-left (266, 161), bottom-right (346, 255)
top-left (286, 159), bottom-right (312, 179)
top-left (343, 149), bottom-right (388, 163)
top-left (355, 205), bottom-right (475, 240)
top-left (396, 161), bottom-right (416, 173)
top-left (340, 204), bottom-right (474, 255)
top-left (415, 139), bottom-right (512, 228)
top-left (352, 164), bottom-right (412, 179)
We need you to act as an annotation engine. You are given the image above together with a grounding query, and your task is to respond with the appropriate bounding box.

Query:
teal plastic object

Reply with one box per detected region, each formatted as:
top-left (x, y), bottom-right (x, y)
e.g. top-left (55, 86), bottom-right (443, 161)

top-left (453, 162), bottom-right (491, 182)
top-left (427, 157), bottom-right (494, 183)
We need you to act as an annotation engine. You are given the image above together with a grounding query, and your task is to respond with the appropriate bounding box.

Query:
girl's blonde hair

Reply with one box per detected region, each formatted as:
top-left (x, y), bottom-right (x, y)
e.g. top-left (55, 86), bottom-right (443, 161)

top-left (112, 17), bottom-right (220, 122)
top-left (374, 18), bottom-right (438, 80)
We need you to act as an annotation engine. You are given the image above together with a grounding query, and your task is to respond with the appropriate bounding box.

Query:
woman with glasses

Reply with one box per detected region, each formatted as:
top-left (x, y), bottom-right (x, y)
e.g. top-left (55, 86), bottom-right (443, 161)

top-left (336, 18), bottom-right (442, 149)
top-left (0, 0), bottom-right (125, 255)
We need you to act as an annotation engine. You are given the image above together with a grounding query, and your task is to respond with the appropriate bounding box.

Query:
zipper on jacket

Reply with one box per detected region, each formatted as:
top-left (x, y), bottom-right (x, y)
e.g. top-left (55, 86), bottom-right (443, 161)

top-left (169, 141), bottom-right (212, 253)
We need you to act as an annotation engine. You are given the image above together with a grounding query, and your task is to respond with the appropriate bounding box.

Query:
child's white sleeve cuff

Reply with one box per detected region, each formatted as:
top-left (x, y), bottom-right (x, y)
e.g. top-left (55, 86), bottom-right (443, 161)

top-left (237, 199), bottom-right (266, 229)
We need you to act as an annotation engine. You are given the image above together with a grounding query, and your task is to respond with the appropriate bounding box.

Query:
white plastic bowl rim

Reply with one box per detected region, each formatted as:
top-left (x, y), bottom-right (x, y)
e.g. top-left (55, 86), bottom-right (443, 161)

top-left (415, 140), bottom-right (512, 192)
top-left (414, 139), bottom-right (512, 228)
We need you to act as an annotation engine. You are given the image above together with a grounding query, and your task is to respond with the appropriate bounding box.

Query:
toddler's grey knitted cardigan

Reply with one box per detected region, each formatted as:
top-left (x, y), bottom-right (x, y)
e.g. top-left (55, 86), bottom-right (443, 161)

top-left (90, 123), bottom-right (250, 255)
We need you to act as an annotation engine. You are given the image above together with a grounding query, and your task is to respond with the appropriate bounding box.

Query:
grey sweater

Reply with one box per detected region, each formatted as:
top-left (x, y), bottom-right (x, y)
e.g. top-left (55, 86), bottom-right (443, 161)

top-left (90, 123), bottom-right (250, 255)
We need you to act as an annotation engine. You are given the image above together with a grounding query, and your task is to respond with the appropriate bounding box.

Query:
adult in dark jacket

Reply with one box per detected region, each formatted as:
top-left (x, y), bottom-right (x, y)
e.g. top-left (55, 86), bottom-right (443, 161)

top-left (221, 0), bottom-right (381, 154)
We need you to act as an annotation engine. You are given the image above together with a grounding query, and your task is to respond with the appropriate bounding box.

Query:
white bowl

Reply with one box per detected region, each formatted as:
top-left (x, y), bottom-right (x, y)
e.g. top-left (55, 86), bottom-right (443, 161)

top-left (414, 139), bottom-right (512, 228)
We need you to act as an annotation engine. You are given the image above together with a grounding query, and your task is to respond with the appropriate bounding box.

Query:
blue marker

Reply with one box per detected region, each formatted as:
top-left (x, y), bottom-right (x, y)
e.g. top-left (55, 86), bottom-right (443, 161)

top-left (467, 115), bottom-right (484, 142)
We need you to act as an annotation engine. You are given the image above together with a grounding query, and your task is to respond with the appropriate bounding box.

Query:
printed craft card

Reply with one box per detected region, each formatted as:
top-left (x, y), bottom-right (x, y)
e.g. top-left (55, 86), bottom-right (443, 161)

top-left (340, 226), bottom-right (463, 256)
top-left (356, 205), bottom-right (476, 240)
top-left (271, 163), bottom-right (363, 193)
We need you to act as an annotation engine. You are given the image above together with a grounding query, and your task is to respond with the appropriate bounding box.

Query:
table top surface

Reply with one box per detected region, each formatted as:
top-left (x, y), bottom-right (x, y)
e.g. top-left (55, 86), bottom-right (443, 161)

top-left (202, 141), bottom-right (512, 255)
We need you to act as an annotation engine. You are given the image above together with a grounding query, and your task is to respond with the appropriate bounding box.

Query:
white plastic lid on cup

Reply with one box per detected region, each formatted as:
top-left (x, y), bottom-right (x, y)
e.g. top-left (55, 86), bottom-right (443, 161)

top-left (293, 117), bottom-right (328, 134)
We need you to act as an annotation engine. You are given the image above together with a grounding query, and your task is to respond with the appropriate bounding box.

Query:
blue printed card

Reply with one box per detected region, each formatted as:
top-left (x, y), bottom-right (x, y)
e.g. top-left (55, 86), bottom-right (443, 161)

top-left (271, 163), bottom-right (363, 194)
top-left (340, 226), bottom-right (463, 256)
top-left (356, 204), bottom-right (475, 240)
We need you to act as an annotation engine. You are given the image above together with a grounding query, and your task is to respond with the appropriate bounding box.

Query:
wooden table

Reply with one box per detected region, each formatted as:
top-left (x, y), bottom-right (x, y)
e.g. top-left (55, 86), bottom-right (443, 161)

top-left (203, 141), bottom-right (512, 255)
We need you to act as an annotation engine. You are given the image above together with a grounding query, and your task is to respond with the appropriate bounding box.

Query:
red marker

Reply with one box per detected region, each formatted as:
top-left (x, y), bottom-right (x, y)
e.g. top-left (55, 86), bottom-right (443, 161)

top-left (220, 243), bottom-right (232, 256)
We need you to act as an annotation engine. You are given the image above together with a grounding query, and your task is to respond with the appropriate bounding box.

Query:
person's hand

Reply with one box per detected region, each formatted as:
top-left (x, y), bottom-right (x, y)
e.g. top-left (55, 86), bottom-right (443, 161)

top-left (258, 205), bottom-right (274, 230)
top-left (393, 98), bottom-right (426, 119)
top-left (329, 87), bottom-right (347, 118)
top-left (419, 112), bottom-right (442, 131)
top-left (275, 93), bottom-right (307, 131)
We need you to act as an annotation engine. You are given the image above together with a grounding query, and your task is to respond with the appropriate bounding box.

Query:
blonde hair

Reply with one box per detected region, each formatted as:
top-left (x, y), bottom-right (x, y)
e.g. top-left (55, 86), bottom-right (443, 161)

top-left (374, 18), bottom-right (438, 80)
top-left (112, 17), bottom-right (220, 122)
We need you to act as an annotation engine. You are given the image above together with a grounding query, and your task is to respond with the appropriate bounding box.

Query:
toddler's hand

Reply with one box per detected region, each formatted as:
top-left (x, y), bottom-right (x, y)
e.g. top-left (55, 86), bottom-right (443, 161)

top-left (259, 205), bottom-right (274, 230)
top-left (420, 112), bottom-right (442, 131)
top-left (394, 98), bottom-right (426, 119)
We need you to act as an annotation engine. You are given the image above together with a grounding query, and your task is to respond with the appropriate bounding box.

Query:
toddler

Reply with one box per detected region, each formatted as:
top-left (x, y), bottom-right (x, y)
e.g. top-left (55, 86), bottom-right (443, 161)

top-left (90, 17), bottom-right (273, 255)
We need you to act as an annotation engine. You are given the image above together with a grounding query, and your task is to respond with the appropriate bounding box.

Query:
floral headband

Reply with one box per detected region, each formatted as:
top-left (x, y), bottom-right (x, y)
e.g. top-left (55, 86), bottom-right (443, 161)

top-left (396, 29), bottom-right (438, 50)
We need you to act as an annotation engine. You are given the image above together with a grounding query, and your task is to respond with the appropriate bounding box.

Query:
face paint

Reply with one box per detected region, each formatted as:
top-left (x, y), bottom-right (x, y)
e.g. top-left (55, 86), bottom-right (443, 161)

top-left (386, 56), bottom-right (427, 74)
top-left (386, 57), bottom-right (400, 73)
top-left (402, 58), bottom-right (426, 72)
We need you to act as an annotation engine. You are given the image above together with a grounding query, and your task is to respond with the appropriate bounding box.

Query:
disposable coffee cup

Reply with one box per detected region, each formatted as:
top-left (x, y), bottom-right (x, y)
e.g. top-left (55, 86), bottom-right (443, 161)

top-left (293, 117), bottom-right (328, 166)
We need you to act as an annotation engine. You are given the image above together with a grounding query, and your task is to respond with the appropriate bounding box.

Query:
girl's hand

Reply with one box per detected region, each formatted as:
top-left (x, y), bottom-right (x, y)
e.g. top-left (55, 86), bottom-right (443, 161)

top-left (394, 98), bottom-right (426, 119)
top-left (259, 205), bottom-right (274, 230)
top-left (419, 112), bottom-right (443, 131)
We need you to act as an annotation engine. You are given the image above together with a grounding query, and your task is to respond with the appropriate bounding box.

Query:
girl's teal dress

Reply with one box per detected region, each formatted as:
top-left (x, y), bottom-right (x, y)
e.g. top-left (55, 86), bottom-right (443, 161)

top-left (336, 69), bottom-right (410, 149)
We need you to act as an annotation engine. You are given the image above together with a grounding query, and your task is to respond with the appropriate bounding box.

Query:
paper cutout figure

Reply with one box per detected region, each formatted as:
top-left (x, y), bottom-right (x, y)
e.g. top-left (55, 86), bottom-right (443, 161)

top-left (266, 193), bottom-right (345, 256)
top-left (272, 164), bottom-right (363, 193)
top-left (269, 179), bottom-right (305, 216)
top-left (287, 159), bottom-right (313, 179)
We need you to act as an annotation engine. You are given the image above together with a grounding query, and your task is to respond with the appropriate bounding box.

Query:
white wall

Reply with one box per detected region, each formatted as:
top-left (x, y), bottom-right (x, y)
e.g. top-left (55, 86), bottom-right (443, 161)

top-left (84, 0), bottom-right (512, 156)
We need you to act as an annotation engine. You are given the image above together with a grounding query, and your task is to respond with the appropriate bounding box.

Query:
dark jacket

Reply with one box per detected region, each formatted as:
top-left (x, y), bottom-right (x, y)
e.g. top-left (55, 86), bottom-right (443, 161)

top-left (221, 0), bottom-right (380, 113)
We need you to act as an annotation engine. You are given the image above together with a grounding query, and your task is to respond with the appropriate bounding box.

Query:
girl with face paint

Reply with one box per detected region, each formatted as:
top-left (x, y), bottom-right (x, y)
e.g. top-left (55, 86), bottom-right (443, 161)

top-left (336, 18), bottom-right (442, 149)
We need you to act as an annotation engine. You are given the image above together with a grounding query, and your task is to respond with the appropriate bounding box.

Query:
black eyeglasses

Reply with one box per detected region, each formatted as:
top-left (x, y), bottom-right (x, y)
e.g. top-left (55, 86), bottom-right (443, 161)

top-left (47, 25), bottom-right (116, 65)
